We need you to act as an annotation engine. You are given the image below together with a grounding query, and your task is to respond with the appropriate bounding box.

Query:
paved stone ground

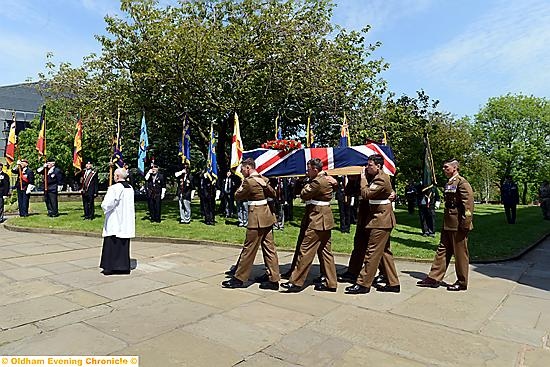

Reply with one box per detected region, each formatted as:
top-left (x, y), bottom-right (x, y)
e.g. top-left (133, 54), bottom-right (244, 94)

top-left (0, 223), bottom-right (549, 366)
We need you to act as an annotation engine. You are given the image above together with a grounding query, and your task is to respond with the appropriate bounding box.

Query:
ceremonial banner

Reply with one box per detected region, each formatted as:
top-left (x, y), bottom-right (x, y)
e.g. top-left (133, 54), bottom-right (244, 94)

top-left (36, 105), bottom-right (46, 157)
top-left (5, 113), bottom-right (16, 165)
top-left (230, 112), bottom-right (243, 176)
top-left (72, 116), bottom-right (83, 173)
top-left (178, 114), bottom-right (190, 164)
top-left (137, 113), bottom-right (148, 174)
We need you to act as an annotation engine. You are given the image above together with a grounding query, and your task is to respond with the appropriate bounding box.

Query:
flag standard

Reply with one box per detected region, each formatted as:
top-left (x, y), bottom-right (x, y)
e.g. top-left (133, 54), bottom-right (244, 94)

top-left (137, 112), bottom-right (149, 174)
top-left (36, 105), bottom-right (46, 157)
top-left (5, 112), bottom-right (17, 166)
top-left (230, 112), bottom-right (244, 177)
top-left (422, 133), bottom-right (437, 199)
top-left (72, 116), bottom-right (83, 174)
top-left (207, 124), bottom-right (218, 180)
top-left (112, 109), bottom-right (124, 169)
top-left (306, 112), bottom-right (315, 148)
top-left (178, 114), bottom-right (191, 164)
top-left (339, 112), bottom-right (350, 148)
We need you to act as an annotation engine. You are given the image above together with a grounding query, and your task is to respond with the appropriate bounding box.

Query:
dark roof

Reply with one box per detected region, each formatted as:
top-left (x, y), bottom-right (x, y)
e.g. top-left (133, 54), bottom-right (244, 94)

top-left (0, 83), bottom-right (45, 114)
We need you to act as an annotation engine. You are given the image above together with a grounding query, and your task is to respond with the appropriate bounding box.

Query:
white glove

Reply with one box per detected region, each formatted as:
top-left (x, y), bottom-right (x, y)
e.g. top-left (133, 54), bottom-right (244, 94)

top-left (26, 184), bottom-right (35, 194)
top-left (58, 185), bottom-right (63, 191)
top-left (435, 201), bottom-right (441, 209)
top-left (161, 188), bottom-right (166, 200)
top-left (175, 169), bottom-right (185, 178)
top-left (43, 163), bottom-right (48, 168)
top-left (145, 172), bottom-right (151, 181)
top-left (2, 196), bottom-right (7, 200)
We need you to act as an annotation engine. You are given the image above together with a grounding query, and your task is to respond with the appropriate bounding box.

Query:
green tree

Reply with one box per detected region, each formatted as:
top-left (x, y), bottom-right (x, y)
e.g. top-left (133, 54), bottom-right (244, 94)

top-left (474, 94), bottom-right (550, 204)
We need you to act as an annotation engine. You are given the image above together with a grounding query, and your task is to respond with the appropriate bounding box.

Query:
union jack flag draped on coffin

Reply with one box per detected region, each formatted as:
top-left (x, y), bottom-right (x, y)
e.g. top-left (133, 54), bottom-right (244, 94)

top-left (242, 143), bottom-right (396, 177)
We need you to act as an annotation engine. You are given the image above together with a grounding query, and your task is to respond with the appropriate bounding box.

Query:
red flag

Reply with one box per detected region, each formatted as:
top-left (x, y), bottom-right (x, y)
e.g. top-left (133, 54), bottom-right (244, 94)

top-left (5, 114), bottom-right (16, 165)
top-left (36, 105), bottom-right (46, 157)
top-left (73, 116), bottom-right (83, 173)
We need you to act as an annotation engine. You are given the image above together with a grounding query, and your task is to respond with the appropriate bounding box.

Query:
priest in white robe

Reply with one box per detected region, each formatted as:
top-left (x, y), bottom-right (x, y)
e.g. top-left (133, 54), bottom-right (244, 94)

top-left (100, 168), bottom-right (135, 275)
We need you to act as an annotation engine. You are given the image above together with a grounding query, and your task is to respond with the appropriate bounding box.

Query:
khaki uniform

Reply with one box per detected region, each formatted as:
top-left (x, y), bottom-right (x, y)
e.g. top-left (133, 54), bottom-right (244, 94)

top-left (290, 172), bottom-right (337, 288)
top-left (234, 173), bottom-right (280, 282)
top-left (356, 171), bottom-right (400, 288)
top-left (427, 174), bottom-right (474, 287)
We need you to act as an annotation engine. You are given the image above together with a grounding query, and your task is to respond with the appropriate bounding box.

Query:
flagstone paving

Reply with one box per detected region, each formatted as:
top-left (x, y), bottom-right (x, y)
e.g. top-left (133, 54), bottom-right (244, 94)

top-left (0, 223), bottom-right (549, 366)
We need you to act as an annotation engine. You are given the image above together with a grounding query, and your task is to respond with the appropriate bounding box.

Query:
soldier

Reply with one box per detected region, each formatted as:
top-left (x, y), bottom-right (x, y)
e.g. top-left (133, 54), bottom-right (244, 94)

top-left (36, 160), bottom-right (63, 217)
top-left (175, 162), bottom-right (193, 224)
top-left (81, 161), bottom-right (99, 220)
top-left (417, 159), bottom-right (474, 291)
top-left (500, 175), bottom-right (519, 224)
top-left (145, 163), bottom-right (166, 223)
top-left (345, 154), bottom-right (400, 294)
top-left (281, 158), bottom-right (338, 293)
top-left (538, 180), bottom-right (550, 220)
top-left (0, 163), bottom-right (10, 223)
top-left (222, 158), bottom-right (280, 290)
top-left (11, 159), bottom-right (34, 217)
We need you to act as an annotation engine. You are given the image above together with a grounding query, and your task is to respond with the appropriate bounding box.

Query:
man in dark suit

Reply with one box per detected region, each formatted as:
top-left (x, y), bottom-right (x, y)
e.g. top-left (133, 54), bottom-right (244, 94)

top-left (145, 163), bottom-right (166, 223)
top-left (175, 162), bottom-right (193, 224)
top-left (12, 159), bottom-right (34, 217)
top-left (281, 158), bottom-right (338, 293)
top-left (81, 161), bottom-right (99, 220)
top-left (222, 171), bottom-right (237, 218)
top-left (500, 175), bottom-right (519, 224)
top-left (37, 160), bottom-right (63, 217)
top-left (418, 185), bottom-right (441, 236)
top-left (417, 159), bottom-right (474, 291)
top-left (346, 154), bottom-right (400, 294)
top-left (336, 175), bottom-right (351, 233)
top-left (222, 158), bottom-right (280, 290)
top-left (0, 163), bottom-right (10, 222)
top-left (200, 170), bottom-right (216, 225)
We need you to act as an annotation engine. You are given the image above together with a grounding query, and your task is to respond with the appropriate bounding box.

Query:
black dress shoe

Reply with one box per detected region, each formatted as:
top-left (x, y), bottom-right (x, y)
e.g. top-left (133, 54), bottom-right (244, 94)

top-left (312, 275), bottom-right (326, 284)
top-left (337, 272), bottom-right (356, 283)
top-left (254, 273), bottom-right (270, 283)
top-left (345, 284), bottom-right (370, 294)
top-left (259, 281), bottom-right (279, 290)
top-left (280, 282), bottom-right (302, 293)
top-left (281, 270), bottom-right (292, 280)
top-left (373, 274), bottom-right (387, 285)
top-left (225, 265), bottom-right (237, 276)
top-left (221, 278), bottom-right (244, 288)
top-left (446, 283), bottom-right (467, 291)
top-left (416, 277), bottom-right (440, 288)
top-left (376, 284), bottom-right (400, 293)
top-left (314, 284), bottom-right (337, 292)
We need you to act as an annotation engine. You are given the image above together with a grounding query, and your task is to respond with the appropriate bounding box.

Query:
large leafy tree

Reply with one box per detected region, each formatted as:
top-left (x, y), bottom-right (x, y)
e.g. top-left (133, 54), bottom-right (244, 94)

top-left (474, 94), bottom-right (550, 203)
top-left (40, 0), bottom-right (388, 177)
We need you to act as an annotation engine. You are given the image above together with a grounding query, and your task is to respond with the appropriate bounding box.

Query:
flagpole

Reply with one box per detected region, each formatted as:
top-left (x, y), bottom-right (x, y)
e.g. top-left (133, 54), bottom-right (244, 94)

top-left (42, 105), bottom-right (48, 193)
top-left (12, 111), bottom-right (23, 191)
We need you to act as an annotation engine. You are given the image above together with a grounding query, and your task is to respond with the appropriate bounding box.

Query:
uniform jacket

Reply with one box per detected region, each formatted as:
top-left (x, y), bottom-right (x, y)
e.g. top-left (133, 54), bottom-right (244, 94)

top-left (443, 174), bottom-right (474, 231)
top-left (101, 180), bottom-right (135, 238)
top-left (0, 170), bottom-right (10, 196)
top-left (300, 171), bottom-right (335, 231)
top-left (11, 166), bottom-right (34, 191)
top-left (37, 166), bottom-right (63, 193)
top-left (235, 173), bottom-right (276, 228)
top-left (146, 173), bottom-right (165, 198)
top-left (360, 170), bottom-right (395, 229)
top-left (81, 169), bottom-right (99, 197)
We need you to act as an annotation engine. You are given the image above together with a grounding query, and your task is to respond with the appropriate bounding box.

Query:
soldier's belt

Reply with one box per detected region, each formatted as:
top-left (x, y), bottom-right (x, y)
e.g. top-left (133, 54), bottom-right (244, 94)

top-left (248, 199), bottom-right (268, 206)
top-left (369, 199), bottom-right (391, 205)
top-left (305, 200), bottom-right (330, 206)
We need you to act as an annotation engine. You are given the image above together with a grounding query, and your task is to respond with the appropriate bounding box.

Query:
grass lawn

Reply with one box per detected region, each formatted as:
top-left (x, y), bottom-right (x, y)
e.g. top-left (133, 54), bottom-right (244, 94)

top-left (6, 199), bottom-right (550, 261)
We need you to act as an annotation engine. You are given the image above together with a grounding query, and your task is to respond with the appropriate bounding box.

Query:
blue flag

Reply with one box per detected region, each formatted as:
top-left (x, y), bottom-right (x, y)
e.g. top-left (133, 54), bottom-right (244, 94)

top-left (178, 115), bottom-right (191, 164)
top-left (207, 124), bottom-right (218, 180)
top-left (137, 113), bottom-right (149, 174)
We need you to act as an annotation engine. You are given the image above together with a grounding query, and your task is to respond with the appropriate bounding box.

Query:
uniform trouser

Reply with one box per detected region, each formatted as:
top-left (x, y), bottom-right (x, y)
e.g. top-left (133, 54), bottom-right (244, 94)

top-left (82, 194), bottom-right (95, 219)
top-left (235, 227), bottom-right (280, 282)
top-left (357, 228), bottom-right (400, 287)
top-left (0, 195), bottom-right (4, 219)
top-left (203, 197), bottom-right (214, 223)
top-left (419, 205), bottom-right (436, 234)
top-left (290, 228), bottom-right (337, 288)
top-left (338, 200), bottom-right (351, 232)
top-left (45, 192), bottom-right (58, 216)
top-left (288, 217), bottom-right (328, 276)
top-left (428, 229), bottom-right (470, 287)
top-left (224, 194), bottom-right (235, 217)
top-left (148, 196), bottom-right (162, 222)
top-left (178, 196), bottom-right (191, 222)
top-left (504, 204), bottom-right (516, 224)
top-left (347, 227), bottom-right (390, 278)
top-left (17, 190), bottom-right (29, 216)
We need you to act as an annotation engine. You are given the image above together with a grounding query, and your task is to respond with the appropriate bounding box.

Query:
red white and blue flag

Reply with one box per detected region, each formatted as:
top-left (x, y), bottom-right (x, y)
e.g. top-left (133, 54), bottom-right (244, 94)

top-left (243, 143), bottom-right (396, 177)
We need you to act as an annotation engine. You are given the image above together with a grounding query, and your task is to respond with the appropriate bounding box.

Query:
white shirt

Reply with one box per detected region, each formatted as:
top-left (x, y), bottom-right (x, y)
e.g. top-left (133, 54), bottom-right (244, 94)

top-left (101, 181), bottom-right (135, 238)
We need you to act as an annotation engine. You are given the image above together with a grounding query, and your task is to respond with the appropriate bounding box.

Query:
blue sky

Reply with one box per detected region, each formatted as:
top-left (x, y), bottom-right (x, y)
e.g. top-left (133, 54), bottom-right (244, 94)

top-left (1, 0), bottom-right (548, 117)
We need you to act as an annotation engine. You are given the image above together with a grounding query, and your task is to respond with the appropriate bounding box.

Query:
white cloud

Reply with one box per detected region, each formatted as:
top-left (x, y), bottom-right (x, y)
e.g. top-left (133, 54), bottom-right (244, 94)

top-left (402, 0), bottom-right (550, 97)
